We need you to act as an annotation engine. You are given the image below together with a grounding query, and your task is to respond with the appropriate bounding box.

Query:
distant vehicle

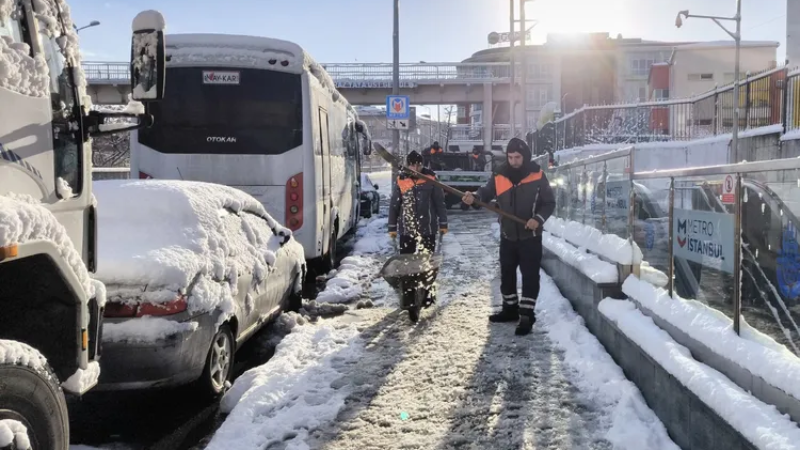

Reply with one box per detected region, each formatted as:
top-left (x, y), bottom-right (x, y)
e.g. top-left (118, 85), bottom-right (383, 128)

top-left (129, 33), bottom-right (372, 273)
top-left (93, 180), bottom-right (305, 395)
top-left (360, 173), bottom-right (381, 218)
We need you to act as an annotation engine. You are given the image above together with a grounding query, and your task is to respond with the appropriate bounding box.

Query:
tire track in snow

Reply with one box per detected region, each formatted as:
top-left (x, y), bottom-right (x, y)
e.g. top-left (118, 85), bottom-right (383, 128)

top-left (306, 211), bottom-right (613, 450)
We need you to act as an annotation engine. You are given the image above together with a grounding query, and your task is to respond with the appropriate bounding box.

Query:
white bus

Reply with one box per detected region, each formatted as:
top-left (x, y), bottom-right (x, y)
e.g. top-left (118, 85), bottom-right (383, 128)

top-left (130, 33), bottom-right (372, 271)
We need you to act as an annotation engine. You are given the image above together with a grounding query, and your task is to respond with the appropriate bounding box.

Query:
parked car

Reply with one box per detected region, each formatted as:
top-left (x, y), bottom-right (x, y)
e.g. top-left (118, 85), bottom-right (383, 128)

top-left (360, 173), bottom-right (381, 218)
top-left (92, 180), bottom-right (306, 396)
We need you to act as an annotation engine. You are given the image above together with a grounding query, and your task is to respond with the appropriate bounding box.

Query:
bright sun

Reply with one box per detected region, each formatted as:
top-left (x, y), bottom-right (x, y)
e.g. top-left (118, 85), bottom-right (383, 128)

top-left (534, 0), bottom-right (627, 36)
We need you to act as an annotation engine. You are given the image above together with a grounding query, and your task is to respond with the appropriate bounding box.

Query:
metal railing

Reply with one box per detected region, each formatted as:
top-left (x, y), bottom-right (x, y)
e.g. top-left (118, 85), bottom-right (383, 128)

top-left (447, 124), bottom-right (526, 142)
top-left (535, 65), bottom-right (800, 152)
top-left (81, 61), bottom-right (512, 84)
top-left (92, 167), bottom-right (130, 180)
top-left (547, 146), bottom-right (800, 354)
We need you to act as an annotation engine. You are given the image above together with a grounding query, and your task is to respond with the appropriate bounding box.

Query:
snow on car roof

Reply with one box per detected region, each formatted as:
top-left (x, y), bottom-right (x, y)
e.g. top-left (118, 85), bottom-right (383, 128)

top-left (93, 179), bottom-right (294, 290)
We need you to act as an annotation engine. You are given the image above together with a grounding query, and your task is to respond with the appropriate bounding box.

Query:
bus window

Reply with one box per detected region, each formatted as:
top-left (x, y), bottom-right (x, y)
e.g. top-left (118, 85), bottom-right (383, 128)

top-left (138, 67), bottom-right (303, 155)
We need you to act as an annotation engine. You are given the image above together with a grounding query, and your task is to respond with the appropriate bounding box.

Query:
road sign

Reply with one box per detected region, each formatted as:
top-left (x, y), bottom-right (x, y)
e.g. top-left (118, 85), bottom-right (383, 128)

top-left (722, 174), bottom-right (735, 204)
top-left (387, 120), bottom-right (409, 130)
top-left (386, 95), bottom-right (410, 120)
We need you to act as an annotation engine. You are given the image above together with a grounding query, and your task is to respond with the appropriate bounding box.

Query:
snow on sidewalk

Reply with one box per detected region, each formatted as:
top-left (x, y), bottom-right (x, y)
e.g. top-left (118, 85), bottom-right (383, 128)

top-left (204, 313), bottom-right (369, 450)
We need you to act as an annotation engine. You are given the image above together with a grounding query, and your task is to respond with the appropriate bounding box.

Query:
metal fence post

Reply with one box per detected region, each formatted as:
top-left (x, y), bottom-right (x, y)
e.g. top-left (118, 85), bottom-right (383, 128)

top-left (733, 172), bottom-right (743, 335)
top-left (627, 148), bottom-right (636, 255)
top-left (581, 165), bottom-right (588, 225)
top-left (782, 69), bottom-right (790, 134)
top-left (713, 87), bottom-right (719, 135)
top-left (601, 161), bottom-right (608, 233)
top-left (668, 176), bottom-right (675, 298)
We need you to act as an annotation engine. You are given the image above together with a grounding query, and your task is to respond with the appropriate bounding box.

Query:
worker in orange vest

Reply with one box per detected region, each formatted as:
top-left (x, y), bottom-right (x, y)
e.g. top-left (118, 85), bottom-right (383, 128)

top-left (423, 141), bottom-right (445, 170)
top-left (388, 151), bottom-right (448, 305)
top-left (462, 138), bottom-right (556, 336)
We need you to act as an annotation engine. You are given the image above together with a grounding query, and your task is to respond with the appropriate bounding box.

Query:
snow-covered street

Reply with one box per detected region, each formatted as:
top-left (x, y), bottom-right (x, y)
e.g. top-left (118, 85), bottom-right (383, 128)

top-left (202, 172), bottom-right (676, 450)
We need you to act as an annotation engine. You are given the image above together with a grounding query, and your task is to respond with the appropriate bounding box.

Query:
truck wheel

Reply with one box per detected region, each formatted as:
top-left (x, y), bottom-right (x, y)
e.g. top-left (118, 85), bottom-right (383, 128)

top-left (0, 362), bottom-right (69, 450)
top-left (287, 273), bottom-right (304, 313)
top-left (198, 324), bottom-right (234, 398)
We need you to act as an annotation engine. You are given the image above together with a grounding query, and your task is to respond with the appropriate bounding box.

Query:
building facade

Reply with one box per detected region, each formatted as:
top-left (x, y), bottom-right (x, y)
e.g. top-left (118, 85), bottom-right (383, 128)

top-left (461, 33), bottom-right (778, 133)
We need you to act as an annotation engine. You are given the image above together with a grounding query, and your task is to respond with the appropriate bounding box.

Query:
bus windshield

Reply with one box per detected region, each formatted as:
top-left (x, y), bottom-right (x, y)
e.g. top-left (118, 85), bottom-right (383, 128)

top-left (138, 67), bottom-right (303, 155)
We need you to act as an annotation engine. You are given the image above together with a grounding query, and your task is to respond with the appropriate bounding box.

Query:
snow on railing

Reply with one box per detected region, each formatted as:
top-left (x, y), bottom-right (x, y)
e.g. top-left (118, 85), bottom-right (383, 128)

top-left (81, 61), bottom-right (512, 84)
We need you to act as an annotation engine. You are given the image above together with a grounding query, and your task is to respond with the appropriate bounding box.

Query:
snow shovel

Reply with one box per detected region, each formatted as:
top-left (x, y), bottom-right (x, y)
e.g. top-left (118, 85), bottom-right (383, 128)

top-left (373, 142), bottom-right (531, 228)
top-left (380, 232), bottom-right (444, 324)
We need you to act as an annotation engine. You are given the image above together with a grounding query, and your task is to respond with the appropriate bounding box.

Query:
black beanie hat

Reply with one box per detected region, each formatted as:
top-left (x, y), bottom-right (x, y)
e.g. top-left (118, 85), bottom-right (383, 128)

top-left (406, 150), bottom-right (423, 165)
top-left (506, 137), bottom-right (531, 162)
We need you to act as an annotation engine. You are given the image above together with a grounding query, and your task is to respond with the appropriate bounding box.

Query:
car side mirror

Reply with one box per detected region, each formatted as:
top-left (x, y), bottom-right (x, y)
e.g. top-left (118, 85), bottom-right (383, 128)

top-left (130, 10), bottom-right (166, 102)
top-left (374, 184), bottom-right (379, 190)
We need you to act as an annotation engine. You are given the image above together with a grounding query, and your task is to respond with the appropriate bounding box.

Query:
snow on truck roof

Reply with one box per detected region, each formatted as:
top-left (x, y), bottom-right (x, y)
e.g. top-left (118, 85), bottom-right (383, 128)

top-left (93, 180), bottom-right (298, 291)
top-left (165, 33), bottom-right (343, 106)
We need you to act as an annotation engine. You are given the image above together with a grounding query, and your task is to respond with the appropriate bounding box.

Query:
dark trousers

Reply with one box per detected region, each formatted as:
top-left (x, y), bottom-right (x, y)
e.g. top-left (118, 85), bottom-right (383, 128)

top-left (499, 236), bottom-right (542, 315)
top-left (400, 234), bottom-right (436, 255)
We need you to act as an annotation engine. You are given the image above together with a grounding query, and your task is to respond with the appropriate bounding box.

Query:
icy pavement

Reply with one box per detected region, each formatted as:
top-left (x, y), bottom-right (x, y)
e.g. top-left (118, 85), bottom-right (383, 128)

top-left (209, 207), bottom-right (676, 450)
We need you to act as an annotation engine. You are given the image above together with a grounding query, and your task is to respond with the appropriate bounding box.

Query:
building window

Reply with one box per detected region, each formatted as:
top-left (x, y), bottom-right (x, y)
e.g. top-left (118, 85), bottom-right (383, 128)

top-left (526, 86), bottom-right (553, 108)
top-left (688, 73), bottom-right (714, 81)
top-left (653, 89), bottom-right (669, 101)
top-left (526, 62), bottom-right (551, 80)
top-left (638, 86), bottom-right (647, 102)
top-left (628, 51), bottom-right (669, 77)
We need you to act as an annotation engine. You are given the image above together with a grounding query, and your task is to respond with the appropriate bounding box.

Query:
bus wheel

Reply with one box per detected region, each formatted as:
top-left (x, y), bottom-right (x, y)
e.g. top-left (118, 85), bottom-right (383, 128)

top-left (323, 229), bottom-right (337, 272)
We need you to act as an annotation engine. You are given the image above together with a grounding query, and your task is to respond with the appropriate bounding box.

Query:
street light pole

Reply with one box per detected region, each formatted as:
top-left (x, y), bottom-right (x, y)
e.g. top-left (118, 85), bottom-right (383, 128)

top-left (675, 0), bottom-right (741, 159)
top-left (509, 0), bottom-right (515, 138)
top-left (73, 20), bottom-right (100, 33)
top-left (519, 0), bottom-right (527, 138)
top-left (392, 0), bottom-right (400, 197)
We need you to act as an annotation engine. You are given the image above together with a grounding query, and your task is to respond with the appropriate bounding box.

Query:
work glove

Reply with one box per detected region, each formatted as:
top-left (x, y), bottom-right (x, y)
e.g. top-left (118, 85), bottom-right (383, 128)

top-left (389, 231), bottom-right (397, 239)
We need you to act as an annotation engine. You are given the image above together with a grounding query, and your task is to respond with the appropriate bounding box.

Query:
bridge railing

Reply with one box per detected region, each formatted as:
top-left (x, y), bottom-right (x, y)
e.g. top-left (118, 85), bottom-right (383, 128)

top-left (81, 61), bottom-right (511, 83)
top-left (447, 124), bottom-right (525, 142)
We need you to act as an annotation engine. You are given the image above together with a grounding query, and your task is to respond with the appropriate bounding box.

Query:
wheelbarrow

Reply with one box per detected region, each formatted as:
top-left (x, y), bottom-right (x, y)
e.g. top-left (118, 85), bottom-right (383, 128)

top-left (380, 233), bottom-right (444, 323)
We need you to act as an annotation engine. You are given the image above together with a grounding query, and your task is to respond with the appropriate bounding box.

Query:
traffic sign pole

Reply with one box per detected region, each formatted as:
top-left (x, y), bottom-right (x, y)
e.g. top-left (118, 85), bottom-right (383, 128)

top-left (392, 0), bottom-right (400, 200)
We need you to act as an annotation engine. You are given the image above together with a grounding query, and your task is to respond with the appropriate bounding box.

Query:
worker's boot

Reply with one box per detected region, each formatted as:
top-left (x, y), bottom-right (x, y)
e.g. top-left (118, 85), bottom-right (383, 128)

top-left (489, 304), bottom-right (519, 323)
top-left (515, 299), bottom-right (537, 336)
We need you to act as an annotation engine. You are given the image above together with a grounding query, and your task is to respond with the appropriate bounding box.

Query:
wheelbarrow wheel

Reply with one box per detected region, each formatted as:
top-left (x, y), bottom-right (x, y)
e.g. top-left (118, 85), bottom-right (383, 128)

top-left (407, 288), bottom-right (426, 324)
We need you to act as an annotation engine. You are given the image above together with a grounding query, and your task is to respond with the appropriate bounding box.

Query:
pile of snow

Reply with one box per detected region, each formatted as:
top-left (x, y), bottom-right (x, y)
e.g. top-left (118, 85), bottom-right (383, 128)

top-left (0, 339), bottom-right (46, 371)
top-left (600, 297), bottom-right (800, 449)
top-left (30, 0), bottom-right (93, 109)
top-left (0, 419), bottom-right (30, 450)
top-left (132, 9), bottom-right (166, 32)
top-left (93, 180), bottom-right (302, 321)
top-left (0, 26), bottom-right (49, 97)
top-left (315, 215), bottom-right (393, 305)
top-left (639, 262), bottom-right (669, 288)
top-left (623, 276), bottom-right (800, 401)
top-left (545, 216), bottom-right (643, 265)
top-left (0, 194), bottom-right (101, 301)
top-left (62, 361), bottom-right (100, 393)
top-left (103, 317), bottom-right (199, 344)
top-left (537, 273), bottom-right (678, 450)
top-left (543, 231), bottom-right (618, 283)
top-left (206, 319), bottom-right (364, 450)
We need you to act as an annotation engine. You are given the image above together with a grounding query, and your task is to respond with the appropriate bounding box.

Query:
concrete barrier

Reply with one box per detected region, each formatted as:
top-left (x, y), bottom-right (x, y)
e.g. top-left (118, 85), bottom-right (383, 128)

top-left (541, 248), bottom-right (757, 450)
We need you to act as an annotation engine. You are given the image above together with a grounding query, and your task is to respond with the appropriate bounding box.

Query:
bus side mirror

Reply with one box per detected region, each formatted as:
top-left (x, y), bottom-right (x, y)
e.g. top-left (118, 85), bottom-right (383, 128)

top-left (130, 10), bottom-right (167, 102)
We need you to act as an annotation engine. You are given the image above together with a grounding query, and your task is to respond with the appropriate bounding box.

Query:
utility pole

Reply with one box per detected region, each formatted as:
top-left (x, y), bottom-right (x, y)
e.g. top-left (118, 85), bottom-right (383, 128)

top-left (509, 0), bottom-right (515, 138)
top-left (392, 0), bottom-right (400, 198)
top-left (519, 0), bottom-right (527, 137)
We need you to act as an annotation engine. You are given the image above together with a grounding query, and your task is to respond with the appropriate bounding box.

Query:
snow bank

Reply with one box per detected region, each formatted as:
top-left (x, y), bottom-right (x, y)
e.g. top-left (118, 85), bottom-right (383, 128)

top-left (0, 339), bottom-right (46, 371)
top-left (93, 180), bottom-right (299, 298)
top-left (0, 194), bottom-right (99, 300)
top-left (545, 216), bottom-right (643, 265)
top-left (315, 216), bottom-right (392, 305)
top-left (543, 231), bottom-right (618, 283)
top-left (0, 419), bottom-right (30, 450)
top-left (207, 319), bottom-right (364, 450)
top-left (622, 276), bottom-right (800, 402)
top-left (600, 298), bottom-right (800, 450)
top-left (315, 256), bottom-right (373, 304)
top-left (537, 273), bottom-right (678, 450)
top-left (639, 262), bottom-right (669, 288)
top-left (62, 361), bottom-right (99, 393)
top-left (102, 317), bottom-right (199, 343)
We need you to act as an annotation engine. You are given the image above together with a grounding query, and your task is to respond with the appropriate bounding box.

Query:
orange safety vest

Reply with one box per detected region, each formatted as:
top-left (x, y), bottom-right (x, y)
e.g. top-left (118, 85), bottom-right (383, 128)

top-left (396, 174), bottom-right (433, 194)
top-left (494, 171), bottom-right (542, 197)
top-left (429, 147), bottom-right (443, 155)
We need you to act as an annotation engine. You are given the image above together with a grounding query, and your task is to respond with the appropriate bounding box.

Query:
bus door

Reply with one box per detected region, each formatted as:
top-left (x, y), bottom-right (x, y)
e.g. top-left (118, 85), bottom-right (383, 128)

top-left (319, 108), bottom-right (332, 247)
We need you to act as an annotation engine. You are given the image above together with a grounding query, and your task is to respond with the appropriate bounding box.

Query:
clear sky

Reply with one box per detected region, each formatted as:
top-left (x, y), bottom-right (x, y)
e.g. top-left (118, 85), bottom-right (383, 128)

top-left (73, 0), bottom-right (787, 64)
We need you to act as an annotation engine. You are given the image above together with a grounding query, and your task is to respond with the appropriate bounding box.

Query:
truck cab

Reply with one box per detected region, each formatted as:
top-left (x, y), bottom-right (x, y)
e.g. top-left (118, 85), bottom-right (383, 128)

top-left (0, 2), bottom-right (166, 448)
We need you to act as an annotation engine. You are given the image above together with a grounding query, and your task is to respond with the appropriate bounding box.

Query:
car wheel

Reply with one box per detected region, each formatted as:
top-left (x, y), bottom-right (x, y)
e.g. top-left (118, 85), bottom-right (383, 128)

top-left (0, 360), bottom-right (69, 450)
top-left (363, 199), bottom-right (372, 218)
top-left (198, 324), bottom-right (234, 398)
